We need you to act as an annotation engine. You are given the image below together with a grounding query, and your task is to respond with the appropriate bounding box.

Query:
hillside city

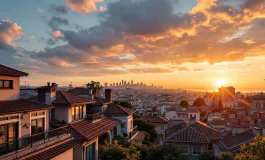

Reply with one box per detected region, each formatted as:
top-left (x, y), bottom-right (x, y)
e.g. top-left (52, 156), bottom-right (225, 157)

top-left (0, 64), bottom-right (264, 160)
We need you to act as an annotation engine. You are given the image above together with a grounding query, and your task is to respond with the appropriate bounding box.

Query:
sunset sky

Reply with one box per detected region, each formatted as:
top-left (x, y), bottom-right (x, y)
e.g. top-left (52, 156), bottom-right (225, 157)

top-left (1, 0), bottom-right (265, 92)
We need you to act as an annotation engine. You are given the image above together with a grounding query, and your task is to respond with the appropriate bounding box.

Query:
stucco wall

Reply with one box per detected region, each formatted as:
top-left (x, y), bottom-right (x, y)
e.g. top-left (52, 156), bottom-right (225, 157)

top-left (73, 143), bottom-right (83, 160)
top-left (0, 76), bottom-right (20, 100)
top-left (155, 123), bottom-right (168, 135)
top-left (110, 115), bottom-right (133, 135)
top-left (52, 148), bottom-right (73, 160)
top-left (54, 106), bottom-right (70, 123)
top-left (21, 112), bottom-right (30, 137)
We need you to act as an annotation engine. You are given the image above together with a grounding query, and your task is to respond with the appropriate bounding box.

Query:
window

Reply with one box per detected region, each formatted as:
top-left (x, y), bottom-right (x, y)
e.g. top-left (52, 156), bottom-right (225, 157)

top-left (31, 118), bottom-right (44, 135)
top-left (208, 143), bottom-right (213, 150)
top-left (121, 123), bottom-right (125, 128)
top-left (38, 112), bottom-right (45, 116)
top-left (181, 145), bottom-right (189, 154)
top-left (160, 125), bottom-right (165, 131)
top-left (0, 117), bottom-right (8, 121)
top-left (75, 106), bottom-right (80, 119)
top-left (0, 80), bottom-right (13, 89)
top-left (0, 123), bottom-right (18, 152)
top-left (72, 107), bottom-right (75, 120)
top-left (86, 143), bottom-right (95, 160)
top-left (193, 146), bottom-right (201, 155)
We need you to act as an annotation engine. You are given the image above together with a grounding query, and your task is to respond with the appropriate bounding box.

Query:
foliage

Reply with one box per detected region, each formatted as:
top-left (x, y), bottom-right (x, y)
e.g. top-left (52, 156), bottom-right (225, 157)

top-left (99, 140), bottom-right (140, 160)
top-left (114, 100), bottom-right (135, 110)
top-left (220, 152), bottom-right (234, 160)
top-left (133, 119), bottom-right (158, 142)
top-left (133, 113), bottom-right (141, 119)
top-left (86, 81), bottom-right (103, 95)
top-left (199, 152), bottom-right (219, 160)
top-left (193, 98), bottom-right (206, 107)
top-left (234, 134), bottom-right (265, 160)
top-left (179, 100), bottom-right (189, 108)
top-left (200, 111), bottom-right (207, 118)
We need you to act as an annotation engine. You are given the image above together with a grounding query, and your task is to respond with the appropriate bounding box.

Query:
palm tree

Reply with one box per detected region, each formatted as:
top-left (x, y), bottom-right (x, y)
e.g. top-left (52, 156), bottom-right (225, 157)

top-left (86, 81), bottom-right (103, 95)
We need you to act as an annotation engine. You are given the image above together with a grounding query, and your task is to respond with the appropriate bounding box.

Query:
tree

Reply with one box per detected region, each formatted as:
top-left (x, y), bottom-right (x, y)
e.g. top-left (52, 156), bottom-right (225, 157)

top-left (220, 152), bottom-right (233, 160)
top-left (86, 81), bottom-right (103, 95)
top-left (99, 140), bottom-right (140, 160)
top-left (133, 113), bottom-right (141, 119)
top-left (133, 119), bottom-right (158, 142)
top-left (234, 134), bottom-right (265, 160)
top-left (179, 100), bottom-right (189, 108)
top-left (193, 98), bottom-right (206, 107)
top-left (114, 100), bottom-right (135, 110)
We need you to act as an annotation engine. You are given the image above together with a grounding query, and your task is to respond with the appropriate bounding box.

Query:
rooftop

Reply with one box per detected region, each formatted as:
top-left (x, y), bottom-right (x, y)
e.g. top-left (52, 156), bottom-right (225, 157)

top-left (69, 117), bottom-right (120, 141)
top-left (53, 91), bottom-right (94, 105)
top-left (0, 99), bottom-right (51, 115)
top-left (142, 114), bottom-right (168, 123)
top-left (104, 103), bottom-right (135, 115)
top-left (68, 87), bottom-right (89, 95)
top-left (0, 64), bottom-right (28, 77)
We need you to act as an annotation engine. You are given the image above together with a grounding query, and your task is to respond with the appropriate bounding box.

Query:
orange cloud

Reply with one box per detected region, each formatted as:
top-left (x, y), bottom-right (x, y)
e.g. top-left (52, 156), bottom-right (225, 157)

top-left (0, 20), bottom-right (24, 48)
top-left (65, 0), bottom-right (103, 14)
top-left (53, 30), bottom-right (63, 38)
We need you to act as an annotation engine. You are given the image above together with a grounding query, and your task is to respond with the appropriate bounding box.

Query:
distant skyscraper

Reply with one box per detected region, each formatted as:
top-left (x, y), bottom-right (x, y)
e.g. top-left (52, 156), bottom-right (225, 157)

top-left (122, 80), bottom-right (124, 86)
top-left (116, 83), bottom-right (118, 86)
top-left (131, 80), bottom-right (133, 85)
top-left (119, 82), bottom-right (122, 86)
top-left (124, 81), bottom-right (126, 85)
top-left (104, 82), bottom-right (108, 87)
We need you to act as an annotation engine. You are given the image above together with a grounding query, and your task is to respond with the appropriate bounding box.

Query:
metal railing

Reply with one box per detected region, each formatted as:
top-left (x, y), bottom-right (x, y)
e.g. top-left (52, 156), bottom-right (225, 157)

top-left (0, 126), bottom-right (68, 157)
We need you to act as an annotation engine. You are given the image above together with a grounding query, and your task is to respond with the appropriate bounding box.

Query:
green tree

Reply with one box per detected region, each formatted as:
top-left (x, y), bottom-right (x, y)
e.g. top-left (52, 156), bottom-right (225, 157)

top-left (193, 98), bottom-right (206, 107)
top-left (86, 81), bottom-right (103, 95)
top-left (199, 152), bottom-right (219, 160)
top-left (133, 113), bottom-right (141, 119)
top-left (114, 100), bottom-right (135, 110)
top-left (234, 134), bottom-right (265, 160)
top-left (220, 152), bottom-right (233, 160)
top-left (99, 140), bottom-right (140, 160)
top-left (179, 100), bottom-right (189, 108)
top-left (133, 119), bottom-right (158, 142)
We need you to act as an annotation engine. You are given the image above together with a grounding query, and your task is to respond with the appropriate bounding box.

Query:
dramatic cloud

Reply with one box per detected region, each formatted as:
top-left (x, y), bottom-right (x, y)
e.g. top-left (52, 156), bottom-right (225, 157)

top-left (65, 0), bottom-right (103, 14)
top-left (49, 5), bottom-right (68, 14)
top-left (48, 17), bottom-right (69, 30)
top-left (0, 20), bottom-right (24, 49)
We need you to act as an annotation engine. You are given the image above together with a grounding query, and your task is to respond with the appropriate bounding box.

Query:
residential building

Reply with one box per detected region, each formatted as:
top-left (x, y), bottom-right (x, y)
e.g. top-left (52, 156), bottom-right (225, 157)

top-left (142, 113), bottom-right (168, 136)
top-left (165, 107), bottom-right (200, 122)
top-left (165, 121), bottom-right (222, 160)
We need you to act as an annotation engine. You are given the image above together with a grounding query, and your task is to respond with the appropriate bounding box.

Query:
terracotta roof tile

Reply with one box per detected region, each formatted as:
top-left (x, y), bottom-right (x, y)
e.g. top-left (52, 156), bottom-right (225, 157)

top-left (69, 117), bottom-right (120, 141)
top-left (209, 119), bottom-right (227, 126)
top-left (53, 91), bottom-right (94, 105)
top-left (165, 121), bottom-right (222, 143)
top-left (142, 114), bottom-right (168, 123)
top-left (0, 64), bottom-right (28, 77)
top-left (19, 138), bottom-right (81, 160)
top-left (104, 103), bottom-right (135, 115)
top-left (0, 99), bottom-right (50, 115)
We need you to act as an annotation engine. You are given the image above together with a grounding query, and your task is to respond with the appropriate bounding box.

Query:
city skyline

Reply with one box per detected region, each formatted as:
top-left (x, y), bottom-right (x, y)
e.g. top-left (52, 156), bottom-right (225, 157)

top-left (1, 0), bottom-right (265, 92)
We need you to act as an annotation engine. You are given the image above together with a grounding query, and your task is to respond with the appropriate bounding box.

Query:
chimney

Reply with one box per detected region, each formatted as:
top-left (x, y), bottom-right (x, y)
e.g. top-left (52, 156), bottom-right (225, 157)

top-left (88, 89), bottom-right (94, 100)
top-left (37, 82), bottom-right (57, 105)
top-left (238, 119), bottom-right (241, 125)
top-left (105, 89), bottom-right (112, 103)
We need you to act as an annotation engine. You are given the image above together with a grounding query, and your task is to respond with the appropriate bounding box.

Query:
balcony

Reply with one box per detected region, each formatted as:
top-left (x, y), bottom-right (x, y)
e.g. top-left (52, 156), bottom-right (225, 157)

top-left (86, 109), bottom-right (102, 121)
top-left (0, 126), bottom-right (68, 159)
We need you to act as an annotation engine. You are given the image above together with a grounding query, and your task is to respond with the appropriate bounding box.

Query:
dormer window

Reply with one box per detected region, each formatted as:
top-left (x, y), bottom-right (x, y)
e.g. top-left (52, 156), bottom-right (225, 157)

top-left (0, 80), bottom-right (13, 89)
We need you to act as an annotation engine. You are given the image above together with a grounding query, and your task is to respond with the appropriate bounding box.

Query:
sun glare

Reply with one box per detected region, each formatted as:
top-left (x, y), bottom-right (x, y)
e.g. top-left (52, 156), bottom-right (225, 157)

top-left (216, 79), bottom-right (224, 87)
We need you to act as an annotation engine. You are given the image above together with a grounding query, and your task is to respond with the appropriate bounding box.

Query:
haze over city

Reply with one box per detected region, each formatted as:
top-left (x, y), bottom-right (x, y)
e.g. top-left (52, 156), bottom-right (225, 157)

top-left (1, 0), bottom-right (265, 92)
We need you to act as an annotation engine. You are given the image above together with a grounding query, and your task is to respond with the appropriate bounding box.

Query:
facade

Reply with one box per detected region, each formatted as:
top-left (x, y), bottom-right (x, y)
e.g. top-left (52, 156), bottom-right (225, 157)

top-left (165, 107), bottom-right (200, 122)
top-left (142, 113), bottom-right (168, 135)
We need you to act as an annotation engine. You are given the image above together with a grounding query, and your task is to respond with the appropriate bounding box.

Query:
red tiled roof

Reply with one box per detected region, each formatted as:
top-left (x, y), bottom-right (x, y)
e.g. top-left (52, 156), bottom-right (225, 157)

top-left (216, 131), bottom-right (254, 153)
top-left (165, 121), bottom-right (222, 143)
top-left (19, 138), bottom-right (81, 160)
top-left (165, 107), bottom-right (200, 113)
top-left (104, 103), bottom-right (135, 115)
top-left (69, 117), bottom-right (120, 141)
top-left (0, 64), bottom-right (28, 77)
top-left (0, 99), bottom-right (50, 115)
top-left (134, 131), bottom-right (145, 140)
top-left (142, 114), bottom-right (168, 123)
top-left (68, 87), bottom-right (89, 95)
top-left (94, 96), bottom-right (107, 105)
top-left (53, 91), bottom-right (94, 105)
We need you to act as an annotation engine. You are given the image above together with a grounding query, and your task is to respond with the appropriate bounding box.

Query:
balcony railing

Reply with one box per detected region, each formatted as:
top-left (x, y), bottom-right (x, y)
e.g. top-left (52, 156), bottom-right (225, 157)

top-left (0, 126), bottom-right (68, 157)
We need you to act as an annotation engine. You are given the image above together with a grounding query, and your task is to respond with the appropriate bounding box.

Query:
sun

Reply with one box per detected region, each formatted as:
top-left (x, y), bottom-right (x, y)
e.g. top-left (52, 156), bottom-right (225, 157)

top-left (216, 79), bottom-right (224, 87)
